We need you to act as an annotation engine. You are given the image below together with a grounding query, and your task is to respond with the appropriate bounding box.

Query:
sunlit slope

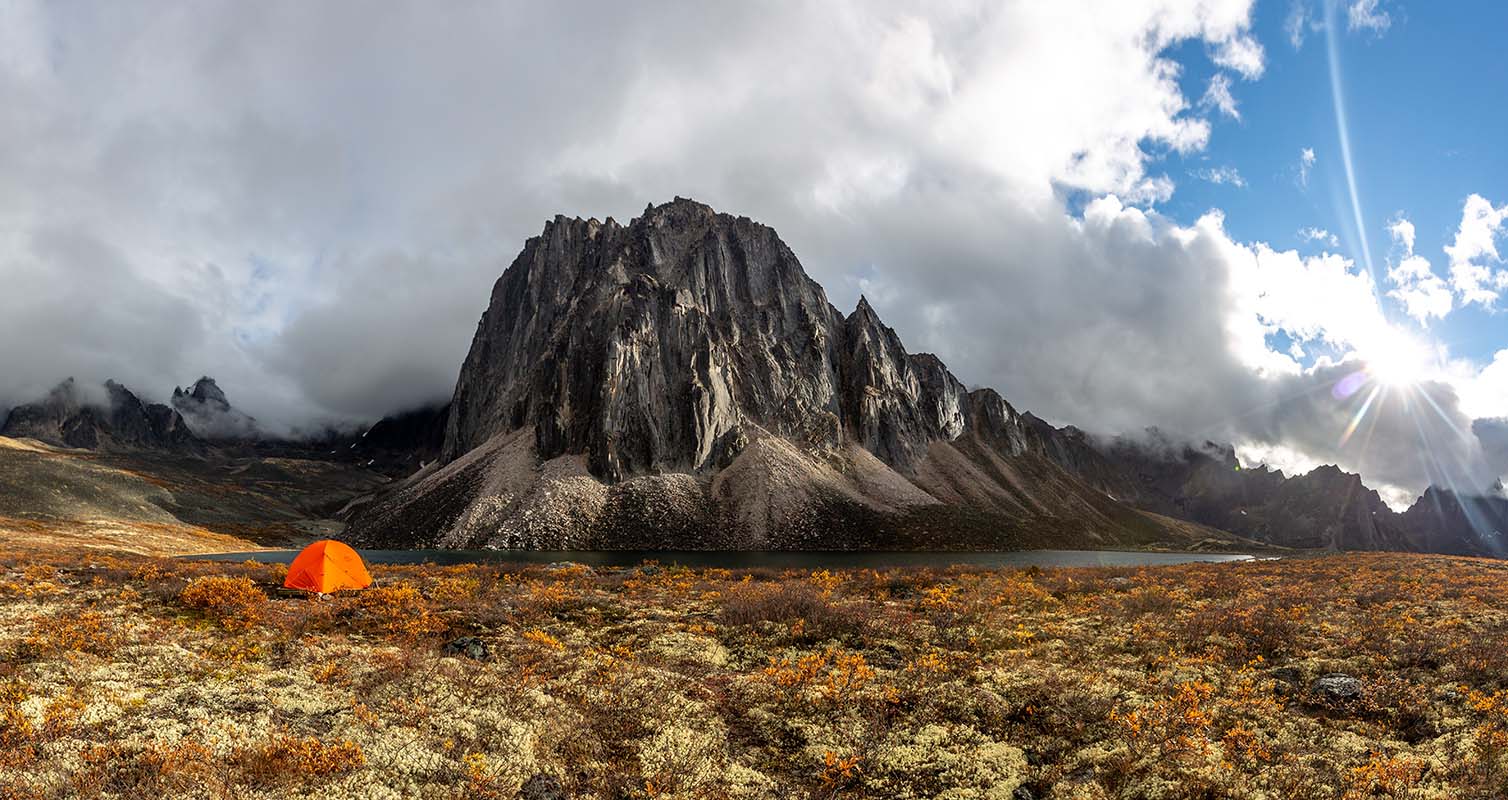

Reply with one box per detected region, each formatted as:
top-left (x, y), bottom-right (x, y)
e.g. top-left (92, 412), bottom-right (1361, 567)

top-left (0, 436), bottom-right (386, 555)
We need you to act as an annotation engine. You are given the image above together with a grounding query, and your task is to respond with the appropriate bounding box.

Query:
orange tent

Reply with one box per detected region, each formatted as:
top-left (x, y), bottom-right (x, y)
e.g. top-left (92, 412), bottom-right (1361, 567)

top-left (284, 540), bottom-right (372, 593)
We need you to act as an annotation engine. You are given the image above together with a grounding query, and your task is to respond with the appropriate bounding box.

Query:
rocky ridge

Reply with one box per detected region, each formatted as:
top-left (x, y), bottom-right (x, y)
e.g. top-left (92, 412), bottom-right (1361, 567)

top-left (172, 377), bottom-right (260, 440)
top-left (346, 198), bottom-right (1235, 551)
top-left (1036, 426), bottom-right (1502, 555)
top-left (1, 378), bottom-right (201, 453)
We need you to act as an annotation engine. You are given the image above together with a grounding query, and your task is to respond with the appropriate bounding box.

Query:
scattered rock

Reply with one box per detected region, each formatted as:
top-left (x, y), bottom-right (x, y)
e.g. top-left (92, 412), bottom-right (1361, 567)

top-left (546, 561), bottom-right (593, 575)
top-left (1311, 673), bottom-right (1362, 701)
top-left (1013, 787), bottom-right (1035, 800)
top-left (518, 773), bottom-right (565, 800)
top-left (442, 636), bottom-right (489, 661)
top-left (1269, 666), bottom-right (1302, 688)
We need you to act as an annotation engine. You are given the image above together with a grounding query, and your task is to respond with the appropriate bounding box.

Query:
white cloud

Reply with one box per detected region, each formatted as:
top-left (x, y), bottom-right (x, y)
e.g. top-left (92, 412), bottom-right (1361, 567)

top-left (1445, 194), bottom-right (1508, 307)
top-left (1201, 73), bottom-right (1242, 119)
top-left (1388, 215), bottom-right (1416, 253)
top-left (1192, 165), bottom-right (1246, 187)
top-left (1236, 440), bottom-right (1321, 477)
top-left (1384, 214), bottom-right (1452, 322)
top-left (1285, 1), bottom-right (1316, 49)
top-left (1460, 351), bottom-right (1508, 420)
top-left (1298, 226), bottom-right (1338, 247)
top-left (1348, 0), bottom-right (1392, 34)
top-left (4, 0), bottom-right (1505, 503)
top-left (1389, 256), bottom-right (1454, 323)
top-left (1227, 244), bottom-right (1391, 367)
top-left (1297, 147), bottom-right (1316, 187)
top-left (0, 0), bottom-right (1269, 424)
top-left (1212, 34), bottom-right (1265, 80)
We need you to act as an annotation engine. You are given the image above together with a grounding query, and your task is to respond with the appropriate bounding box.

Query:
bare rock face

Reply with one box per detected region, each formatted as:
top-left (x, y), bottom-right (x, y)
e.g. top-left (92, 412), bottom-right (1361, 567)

top-left (347, 198), bottom-right (1228, 551)
top-left (840, 298), bottom-right (937, 471)
top-left (172, 377), bottom-right (259, 440)
top-left (1400, 485), bottom-right (1508, 555)
top-left (1027, 424), bottom-right (1507, 555)
top-left (1, 378), bottom-right (201, 453)
top-left (342, 197), bottom-right (1504, 554)
top-left (0, 378), bottom-right (87, 446)
top-left (443, 199), bottom-right (845, 481)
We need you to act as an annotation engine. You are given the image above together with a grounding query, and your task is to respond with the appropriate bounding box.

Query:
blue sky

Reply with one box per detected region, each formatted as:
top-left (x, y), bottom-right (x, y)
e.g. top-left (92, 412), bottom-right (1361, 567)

top-left (1167, 0), bottom-right (1508, 364)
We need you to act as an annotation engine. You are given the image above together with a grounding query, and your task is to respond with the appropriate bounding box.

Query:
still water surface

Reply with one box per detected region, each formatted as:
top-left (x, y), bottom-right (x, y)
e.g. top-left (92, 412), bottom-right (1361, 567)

top-left (190, 549), bottom-right (1255, 570)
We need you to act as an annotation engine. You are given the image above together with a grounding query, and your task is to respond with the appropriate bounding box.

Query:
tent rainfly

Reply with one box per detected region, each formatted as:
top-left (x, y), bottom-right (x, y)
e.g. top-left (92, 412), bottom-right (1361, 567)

top-left (284, 539), bottom-right (372, 594)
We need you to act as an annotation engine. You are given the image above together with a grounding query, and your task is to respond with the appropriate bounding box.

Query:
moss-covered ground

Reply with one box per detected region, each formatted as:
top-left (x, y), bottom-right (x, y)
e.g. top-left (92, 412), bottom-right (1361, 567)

top-left (4, 546), bottom-right (1508, 798)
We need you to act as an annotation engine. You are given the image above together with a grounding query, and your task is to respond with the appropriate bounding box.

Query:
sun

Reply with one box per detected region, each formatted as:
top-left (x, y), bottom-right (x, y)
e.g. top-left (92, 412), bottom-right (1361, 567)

top-left (1361, 329), bottom-right (1432, 387)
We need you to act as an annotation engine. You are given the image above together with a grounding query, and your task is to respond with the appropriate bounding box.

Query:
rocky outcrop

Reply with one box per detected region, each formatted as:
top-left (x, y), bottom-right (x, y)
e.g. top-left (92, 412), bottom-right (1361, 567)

top-left (1400, 485), bottom-right (1508, 555)
top-left (172, 377), bottom-right (259, 440)
top-left (1024, 422), bottom-right (1499, 555)
top-left (344, 403), bottom-right (451, 474)
top-left (347, 198), bottom-right (1232, 551)
top-left (1, 378), bottom-right (201, 453)
top-left (442, 199), bottom-right (846, 481)
top-left (340, 197), bottom-right (1502, 555)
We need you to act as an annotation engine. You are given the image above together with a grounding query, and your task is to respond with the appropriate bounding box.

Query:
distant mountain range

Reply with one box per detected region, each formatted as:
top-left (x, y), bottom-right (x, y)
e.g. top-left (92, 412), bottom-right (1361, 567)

top-left (4, 198), bottom-right (1504, 554)
top-left (0, 376), bottom-right (447, 477)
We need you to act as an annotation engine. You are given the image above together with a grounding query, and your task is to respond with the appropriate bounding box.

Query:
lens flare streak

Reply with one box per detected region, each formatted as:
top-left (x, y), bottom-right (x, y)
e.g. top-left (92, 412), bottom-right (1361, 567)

top-left (1325, 0), bottom-right (1378, 287)
top-left (1338, 382), bottom-right (1382, 448)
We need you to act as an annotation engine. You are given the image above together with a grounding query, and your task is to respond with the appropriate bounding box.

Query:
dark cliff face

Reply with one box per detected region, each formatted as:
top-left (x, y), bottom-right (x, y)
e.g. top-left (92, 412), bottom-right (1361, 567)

top-left (1022, 422), bottom-right (1497, 555)
top-left (443, 199), bottom-right (845, 480)
top-left (1400, 486), bottom-right (1508, 555)
top-left (352, 198), bottom-right (1228, 551)
top-left (1, 378), bottom-right (201, 453)
top-left (349, 197), bottom-right (1500, 554)
top-left (347, 403), bottom-right (451, 474)
top-left (171, 377), bottom-right (259, 440)
top-left (441, 198), bottom-right (1033, 485)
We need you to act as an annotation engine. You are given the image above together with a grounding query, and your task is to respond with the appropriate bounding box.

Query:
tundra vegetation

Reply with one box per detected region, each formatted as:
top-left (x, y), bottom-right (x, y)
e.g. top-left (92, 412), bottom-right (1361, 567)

top-left (2, 545), bottom-right (1508, 799)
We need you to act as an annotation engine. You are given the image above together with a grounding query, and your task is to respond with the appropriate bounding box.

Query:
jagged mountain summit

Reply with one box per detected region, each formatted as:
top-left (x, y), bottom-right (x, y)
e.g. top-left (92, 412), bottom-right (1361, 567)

top-left (345, 198), bottom-right (1229, 551)
top-left (1039, 427), bottom-right (1418, 551)
top-left (171, 377), bottom-right (260, 441)
top-left (1, 378), bottom-right (201, 453)
top-left (3, 199), bottom-right (1499, 555)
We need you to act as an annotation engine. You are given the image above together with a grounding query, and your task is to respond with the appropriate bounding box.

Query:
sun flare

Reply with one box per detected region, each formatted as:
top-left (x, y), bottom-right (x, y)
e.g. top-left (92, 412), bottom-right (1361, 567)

top-left (1361, 329), bottom-right (1433, 387)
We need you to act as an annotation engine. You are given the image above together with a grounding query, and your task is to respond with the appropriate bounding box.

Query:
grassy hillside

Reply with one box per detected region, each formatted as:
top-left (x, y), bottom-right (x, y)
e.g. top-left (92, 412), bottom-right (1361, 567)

top-left (2, 546), bottom-right (1507, 798)
top-left (0, 436), bottom-right (388, 554)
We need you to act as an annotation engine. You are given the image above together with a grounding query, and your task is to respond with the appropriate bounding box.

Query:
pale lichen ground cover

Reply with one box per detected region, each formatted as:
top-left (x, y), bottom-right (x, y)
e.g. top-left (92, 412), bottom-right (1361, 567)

top-left (3, 546), bottom-right (1508, 799)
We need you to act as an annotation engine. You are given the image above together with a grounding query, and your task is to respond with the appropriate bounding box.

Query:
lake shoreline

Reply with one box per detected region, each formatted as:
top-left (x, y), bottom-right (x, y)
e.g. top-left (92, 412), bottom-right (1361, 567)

top-left (183, 547), bottom-right (1260, 570)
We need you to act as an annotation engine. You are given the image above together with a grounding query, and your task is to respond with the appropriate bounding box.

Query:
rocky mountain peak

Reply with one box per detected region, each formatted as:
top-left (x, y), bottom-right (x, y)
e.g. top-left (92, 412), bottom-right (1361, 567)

top-left (352, 198), bottom-right (1226, 550)
top-left (441, 197), bottom-right (844, 479)
top-left (171, 376), bottom-right (257, 440)
top-left (1, 378), bottom-right (199, 452)
top-left (174, 376), bottom-right (230, 410)
top-left (347, 198), bottom-right (1505, 556)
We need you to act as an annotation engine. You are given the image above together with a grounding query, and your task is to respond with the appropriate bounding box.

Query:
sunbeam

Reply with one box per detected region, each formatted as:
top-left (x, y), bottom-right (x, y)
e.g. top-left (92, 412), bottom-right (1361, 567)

top-left (1325, 0), bottom-right (1379, 287)
top-left (1339, 382), bottom-right (1383, 447)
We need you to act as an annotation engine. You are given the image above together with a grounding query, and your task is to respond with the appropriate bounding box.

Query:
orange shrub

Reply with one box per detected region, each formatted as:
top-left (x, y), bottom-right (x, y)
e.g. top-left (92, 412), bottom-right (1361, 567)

top-left (71, 740), bottom-right (220, 796)
top-left (179, 576), bottom-right (267, 631)
top-left (23, 610), bottom-right (116, 656)
top-left (1343, 752), bottom-right (1425, 800)
top-left (521, 628), bottom-right (565, 653)
top-left (358, 582), bottom-right (447, 640)
top-left (233, 733), bottom-right (365, 785)
top-left (1, 680), bottom-right (35, 764)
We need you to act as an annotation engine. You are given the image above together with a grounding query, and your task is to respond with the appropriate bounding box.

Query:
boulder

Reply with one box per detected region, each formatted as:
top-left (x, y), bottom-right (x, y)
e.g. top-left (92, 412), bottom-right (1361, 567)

top-left (1310, 673), bottom-right (1362, 701)
top-left (442, 636), bottom-right (489, 661)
